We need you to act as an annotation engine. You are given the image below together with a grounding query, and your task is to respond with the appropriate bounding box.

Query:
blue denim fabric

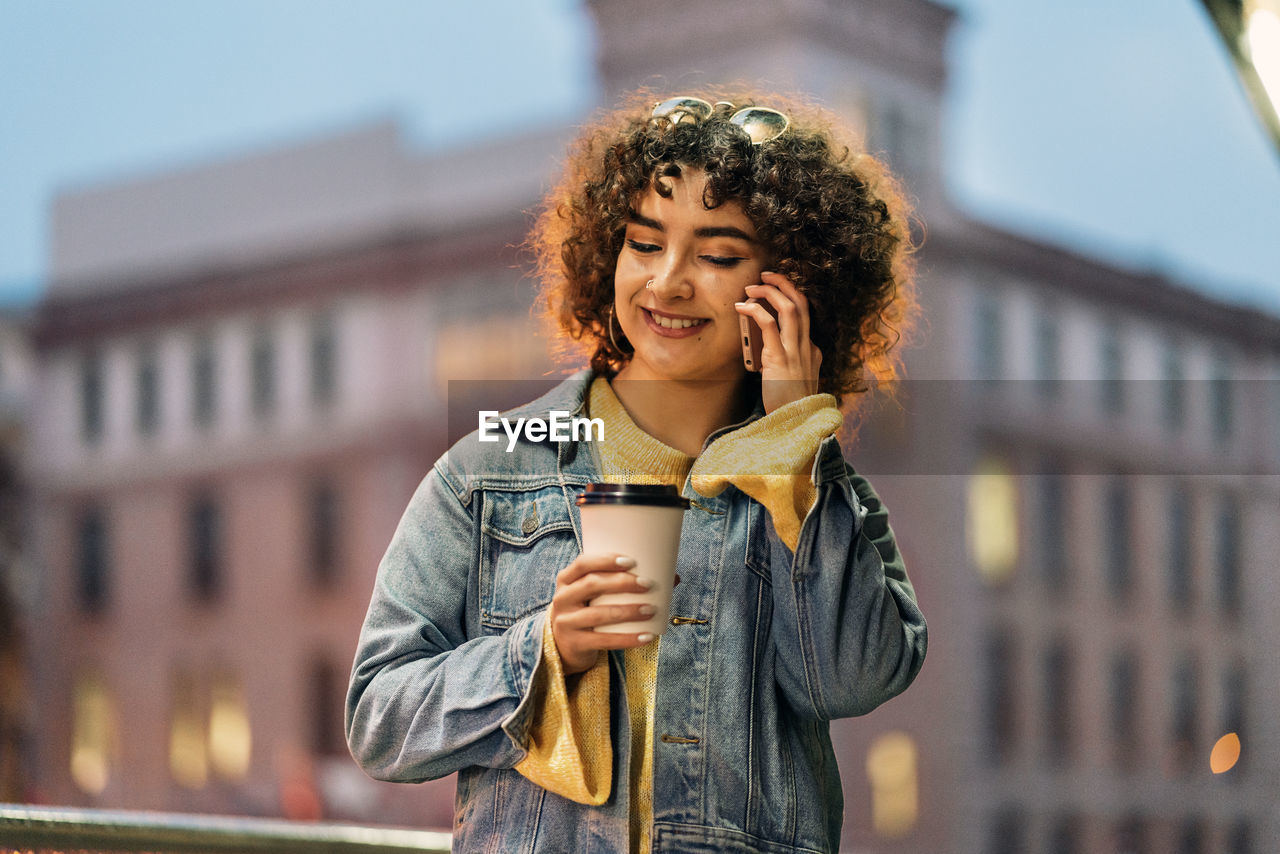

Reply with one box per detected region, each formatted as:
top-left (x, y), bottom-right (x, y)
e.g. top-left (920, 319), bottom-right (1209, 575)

top-left (346, 370), bottom-right (927, 854)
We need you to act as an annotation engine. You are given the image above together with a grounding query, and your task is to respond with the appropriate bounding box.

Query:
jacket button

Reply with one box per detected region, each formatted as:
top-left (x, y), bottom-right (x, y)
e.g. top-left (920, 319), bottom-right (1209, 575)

top-left (521, 508), bottom-right (539, 535)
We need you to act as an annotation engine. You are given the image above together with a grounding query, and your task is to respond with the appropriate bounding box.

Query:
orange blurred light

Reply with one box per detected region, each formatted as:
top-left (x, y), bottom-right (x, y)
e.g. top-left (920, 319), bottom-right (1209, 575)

top-left (1210, 732), bottom-right (1241, 773)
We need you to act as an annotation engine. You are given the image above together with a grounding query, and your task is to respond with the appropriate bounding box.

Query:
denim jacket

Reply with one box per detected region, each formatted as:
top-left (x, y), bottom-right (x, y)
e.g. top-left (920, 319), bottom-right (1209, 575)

top-left (346, 370), bottom-right (927, 853)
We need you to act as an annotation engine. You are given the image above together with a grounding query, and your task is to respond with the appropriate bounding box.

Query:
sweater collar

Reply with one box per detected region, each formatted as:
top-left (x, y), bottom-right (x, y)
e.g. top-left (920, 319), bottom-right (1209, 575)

top-left (587, 377), bottom-right (693, 485)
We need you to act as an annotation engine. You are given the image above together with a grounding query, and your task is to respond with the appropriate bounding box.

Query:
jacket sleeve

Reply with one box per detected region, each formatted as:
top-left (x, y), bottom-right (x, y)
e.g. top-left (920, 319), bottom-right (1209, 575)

top-left (769, 435), bottom-right (927, 720)
top-left (513, 621), bottom-right (613, 804)
top-left (345, 460), bottom-right (546, 782)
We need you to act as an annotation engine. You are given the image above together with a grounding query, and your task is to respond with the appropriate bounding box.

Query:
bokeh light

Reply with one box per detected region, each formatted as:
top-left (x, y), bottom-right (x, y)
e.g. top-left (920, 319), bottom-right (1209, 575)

top-left (866, 731), bottom-right (920, 838)
top-left (1210, 732), bottom-right (1241, 774)
top-left (967, 457), bottom-right (1019, 584)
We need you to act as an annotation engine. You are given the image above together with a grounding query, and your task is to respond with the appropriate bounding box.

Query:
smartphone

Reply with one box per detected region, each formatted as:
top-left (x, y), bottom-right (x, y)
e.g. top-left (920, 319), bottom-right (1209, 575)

top-left (739, 297), bottom-right (779, 372)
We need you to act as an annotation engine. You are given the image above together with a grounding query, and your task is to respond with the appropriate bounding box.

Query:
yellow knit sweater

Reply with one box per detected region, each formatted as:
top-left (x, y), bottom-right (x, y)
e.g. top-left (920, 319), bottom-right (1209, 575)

top-left (514, 377), bottom-right (841, 852)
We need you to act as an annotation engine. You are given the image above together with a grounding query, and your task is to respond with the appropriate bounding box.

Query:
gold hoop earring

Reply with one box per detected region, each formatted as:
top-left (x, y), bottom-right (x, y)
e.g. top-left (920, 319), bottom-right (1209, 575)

top-left (608, 305), bottom-right (629, 354)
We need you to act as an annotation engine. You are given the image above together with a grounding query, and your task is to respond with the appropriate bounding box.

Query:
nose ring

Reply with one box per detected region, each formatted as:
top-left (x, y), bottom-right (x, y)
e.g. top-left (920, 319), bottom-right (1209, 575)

top-left (646, 280), bottom-right (654, 290)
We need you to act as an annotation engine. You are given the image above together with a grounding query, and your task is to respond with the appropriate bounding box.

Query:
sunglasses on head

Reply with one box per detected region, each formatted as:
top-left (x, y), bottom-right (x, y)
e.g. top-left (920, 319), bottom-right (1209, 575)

top-left (650, 96), bottom-right (791, 145)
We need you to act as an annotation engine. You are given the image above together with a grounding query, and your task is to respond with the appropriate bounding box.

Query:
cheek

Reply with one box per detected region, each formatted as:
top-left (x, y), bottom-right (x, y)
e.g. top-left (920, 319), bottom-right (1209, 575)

top-left (711, 281), bottom-right (750, 308)
top-left (613, 259), bottom-right (645, 292)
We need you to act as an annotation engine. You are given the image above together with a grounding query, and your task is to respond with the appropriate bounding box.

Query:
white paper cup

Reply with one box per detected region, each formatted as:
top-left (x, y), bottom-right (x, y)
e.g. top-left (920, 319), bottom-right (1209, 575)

top-left (577, 483), bottom-right (689, 635)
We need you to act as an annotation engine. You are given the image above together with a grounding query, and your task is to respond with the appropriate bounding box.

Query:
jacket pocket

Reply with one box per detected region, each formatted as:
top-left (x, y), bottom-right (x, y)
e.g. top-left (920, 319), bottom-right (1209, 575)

top-left (652, 822), bottom-right (826, 853)
top-left (479, 486), bottom-right (579, 631)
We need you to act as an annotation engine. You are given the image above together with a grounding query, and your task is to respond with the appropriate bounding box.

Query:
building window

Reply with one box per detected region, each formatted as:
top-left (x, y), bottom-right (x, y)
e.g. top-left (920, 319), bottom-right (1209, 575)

top-left (1162, 343), bottom-right (1186, 433)
top-left (136, 344), bottom-right (159, 437)
top-left (1216, 494), bottom-right (1242, 615)
top-left (982, 627), bottom-right (1017, 766)
top-left (80, 351), bottom-right (104, 445)
top-left (208, 671), bottom-right (251, 780)
top-left (987, 806), bottom-right (1025, 854)
top-left (974, 293), bottom-right (1004, 382)
top-left (1273, 372), bottom-right (1280, 464)
top-left (1210, 356), bottom-right (1233, 444)
top-left (865, 731), bottom-right (918, 838)
top-left (1034, 311), bottom-right (1061, 399)
top-left (1227, 820), bottom-right (1253, 854)
top-left (310, 659), bottom-right (346, 756)
top-left (1038, 472), bottom-right (1067, 593)
top-left (169, 669), bottom-right (207, 789)
top-left (1170, 653), bottom-right (1200, 773)
top-left (1113, 814), bottom-right (1147, 854)
top-left (307, 477), bottom-right (340, 586)
top-left (310, 313), bottom-right (336, 409)
top-left (1221, 663), bottom-right (1247, 777)
top-left (1177, 818), bottom-right (1206, 854)
top-left (169, 668), bottom-right (251, 789)
top-left (967, 456), bottom-right (1019, 585)
top-left (192, 335), bottom-right (217, 429)
top-left (1110, 649), bottom-right (1140, 769)
top-left (250, 327), bottom-right (276, 421)
top-left (1104, 478), bottom-right (1133, 600)
top-left (76, 506), bottom-right (110, 614)
top-left (1167, 486), bottom-right (1193, 612)
top-left (871, 98), bottom-right (925, 179)
top-left (1047, 814), bottom-right (1080, 854)
top-left (70, 671), bottom-right (116, 795)
top-left (1099, 324), bottom-right (1124, 416)
top-left (1042, 638), bottom-right (1073, 766)
top-left (189, 493), bottom-right (222, 602)
top-left (875, 99), bottom-right (906, 162)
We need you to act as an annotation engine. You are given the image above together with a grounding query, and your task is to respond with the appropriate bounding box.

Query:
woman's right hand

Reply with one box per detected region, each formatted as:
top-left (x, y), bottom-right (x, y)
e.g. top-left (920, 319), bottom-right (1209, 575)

top-left (549, 554), bottom-right (657, 674)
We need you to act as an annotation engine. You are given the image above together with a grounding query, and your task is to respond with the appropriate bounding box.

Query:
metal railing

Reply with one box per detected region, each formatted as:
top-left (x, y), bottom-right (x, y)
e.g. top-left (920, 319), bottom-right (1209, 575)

top-left (0, 804), bottom-right (451, 853)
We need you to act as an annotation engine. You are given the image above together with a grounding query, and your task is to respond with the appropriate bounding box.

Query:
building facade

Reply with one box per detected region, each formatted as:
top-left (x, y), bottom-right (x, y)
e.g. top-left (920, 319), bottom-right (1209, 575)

top-left (847, 221), bottom-right (1280, 854)
top-left (24, 121), bottom-right (571, 825)
top-left (16, 0), bottom-right (1280, 850)
top-left (1, 307), bottom-right (34, 803)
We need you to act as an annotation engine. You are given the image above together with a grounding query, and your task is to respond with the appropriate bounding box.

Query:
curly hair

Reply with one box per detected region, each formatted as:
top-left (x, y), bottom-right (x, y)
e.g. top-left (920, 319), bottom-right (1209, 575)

top-left (531, 89), bottom-right (919, 405)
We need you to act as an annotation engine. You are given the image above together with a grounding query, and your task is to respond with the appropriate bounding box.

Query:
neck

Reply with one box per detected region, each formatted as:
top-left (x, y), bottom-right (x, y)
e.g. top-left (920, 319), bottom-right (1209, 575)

top-left (608, 371), bottom-right (752, 456)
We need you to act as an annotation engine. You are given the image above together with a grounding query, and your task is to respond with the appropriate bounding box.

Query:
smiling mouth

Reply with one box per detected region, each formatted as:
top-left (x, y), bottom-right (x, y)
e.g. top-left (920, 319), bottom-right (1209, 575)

top-left (644, 308), bottom-right (708, 330)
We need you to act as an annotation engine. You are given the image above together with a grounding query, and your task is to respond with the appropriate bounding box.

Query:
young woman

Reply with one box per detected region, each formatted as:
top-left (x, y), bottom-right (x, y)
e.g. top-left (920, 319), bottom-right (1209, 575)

top-left (347, 92), bottom-right (927, 854)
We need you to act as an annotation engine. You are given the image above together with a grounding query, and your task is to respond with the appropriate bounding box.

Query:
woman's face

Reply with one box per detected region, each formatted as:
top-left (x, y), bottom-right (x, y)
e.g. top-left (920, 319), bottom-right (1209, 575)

top-left (612, 169), bottom-right (768, 385)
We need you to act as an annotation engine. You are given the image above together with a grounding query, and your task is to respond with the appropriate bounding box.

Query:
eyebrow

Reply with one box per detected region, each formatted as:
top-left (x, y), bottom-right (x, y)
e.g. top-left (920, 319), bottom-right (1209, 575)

top-left (626, 212), bottom-right (757, 243)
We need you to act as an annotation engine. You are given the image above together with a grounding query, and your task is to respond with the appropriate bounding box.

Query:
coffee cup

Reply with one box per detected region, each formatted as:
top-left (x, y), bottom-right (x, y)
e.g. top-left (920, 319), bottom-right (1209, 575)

top-left (576, 483), bottom-right (690, 635)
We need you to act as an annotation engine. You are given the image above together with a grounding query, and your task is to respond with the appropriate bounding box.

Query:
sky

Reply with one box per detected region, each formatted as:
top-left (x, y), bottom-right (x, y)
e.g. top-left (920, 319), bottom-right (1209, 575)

top-left (1, 0), bottom-right (1278, 313)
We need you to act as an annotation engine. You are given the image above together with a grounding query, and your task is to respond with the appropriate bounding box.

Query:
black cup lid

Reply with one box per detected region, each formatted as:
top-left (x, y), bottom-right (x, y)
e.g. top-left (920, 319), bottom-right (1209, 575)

top-left (575, 482), bottom-right (691, 508)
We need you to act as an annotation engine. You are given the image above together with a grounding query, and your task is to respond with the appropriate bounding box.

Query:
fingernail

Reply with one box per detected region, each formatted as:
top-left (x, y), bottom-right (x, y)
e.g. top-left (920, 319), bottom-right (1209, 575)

top-left (615, 556), bottom-right (637, 568)
top-left (635, 576), bottom-right (654, 589)
top-left (639, 605), bottom-right (656, 616)
top-left (637, 633), bottom-right (655, 643)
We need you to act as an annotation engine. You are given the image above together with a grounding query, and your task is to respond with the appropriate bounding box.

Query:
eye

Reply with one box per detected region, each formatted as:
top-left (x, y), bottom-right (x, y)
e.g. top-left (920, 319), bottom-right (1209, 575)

top-left (626, 239), bottom-right (660, 254)
top-left (703, 255), bottom-right (746, 268)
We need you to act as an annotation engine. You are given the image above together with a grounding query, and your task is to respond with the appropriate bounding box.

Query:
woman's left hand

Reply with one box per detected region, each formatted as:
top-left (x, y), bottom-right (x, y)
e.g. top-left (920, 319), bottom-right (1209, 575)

top-left (735, 271), bottom-right (823, 414)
